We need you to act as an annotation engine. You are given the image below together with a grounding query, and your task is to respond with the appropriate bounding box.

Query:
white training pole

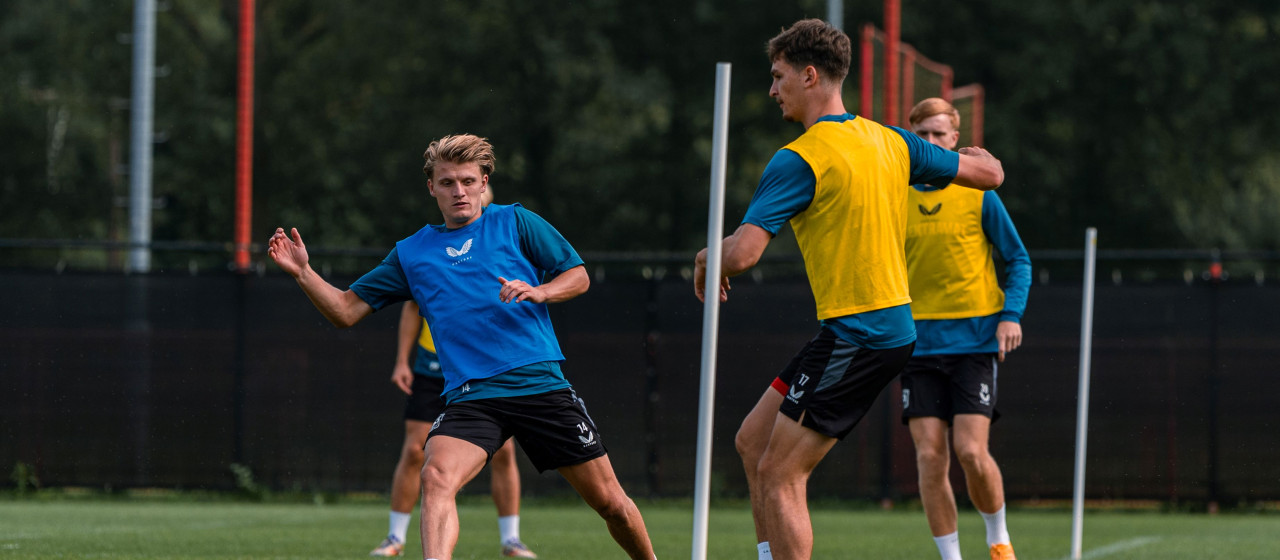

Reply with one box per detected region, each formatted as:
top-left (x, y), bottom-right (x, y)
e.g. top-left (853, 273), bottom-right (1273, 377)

top-left (692, 62), bottom-right (731, 560)
top-left (1070, 227), bottom-right (1098, 559)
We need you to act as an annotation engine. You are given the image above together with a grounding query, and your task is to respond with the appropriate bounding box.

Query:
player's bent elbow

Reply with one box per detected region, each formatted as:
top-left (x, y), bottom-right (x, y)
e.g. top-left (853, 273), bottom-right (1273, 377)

top-left (551, 266), bottom-right (590, 302)
top-left (327, 314), bottom-right (359, 329)
top-left (325, 302), bottom-right (371, 329)
top-left (988, 166), bottom-right (1006, 189)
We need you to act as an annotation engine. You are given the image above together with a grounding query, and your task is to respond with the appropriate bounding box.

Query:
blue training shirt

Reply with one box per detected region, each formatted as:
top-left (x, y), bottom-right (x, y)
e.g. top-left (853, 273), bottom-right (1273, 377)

top-left (911, 186), bottom-right (1032, 355)
top-left (739, 113), bottom-right (960, 349)
top-left (350, 204), bottom-right (584, 403)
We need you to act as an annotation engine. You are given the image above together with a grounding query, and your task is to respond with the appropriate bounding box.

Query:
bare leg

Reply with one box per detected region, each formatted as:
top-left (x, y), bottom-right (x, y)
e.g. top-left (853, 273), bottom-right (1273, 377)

top-left (909, 417), bottom-right (958, 537)
top-left (420, 435), bottom-right (489, 560)
top-left (489, 439), bottom-right (521, 517)
top-left (558, 454), bottom-right (654, 559)
top-left (952, 414), bottom-right (1003, 514)
top-left (736, 387), bottom-right (784, 543)
top-left (391, 420), bottom-right (433, 514)
top-left (756, 414), bottom-right (838, 560)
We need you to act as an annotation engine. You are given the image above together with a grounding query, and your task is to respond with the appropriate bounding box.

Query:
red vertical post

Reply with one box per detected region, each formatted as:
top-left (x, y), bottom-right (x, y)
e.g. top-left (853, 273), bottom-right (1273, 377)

top-left (900, 47), bottom-right (915, 124)
top-left (234, 0), bottom-right (256, 272)
top-left (859, 24), bottom-right (875, 120)
top-left (884, 0), bottom-right (900, 126)
top-left (941, 68), bottom-right (953, 101)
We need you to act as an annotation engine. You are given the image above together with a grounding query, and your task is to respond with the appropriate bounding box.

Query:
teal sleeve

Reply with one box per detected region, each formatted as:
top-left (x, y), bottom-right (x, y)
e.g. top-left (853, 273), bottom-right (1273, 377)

top-left (981, 191), bottom-right (1031, 322)
top-left (889, 126), bottom-right (959, 186)
top-left (740, 149), bottom-right (816, 235)
top-left (348, 248), bottom-right (413, 311)
top-left (513, 206), bottom-right (585, 277)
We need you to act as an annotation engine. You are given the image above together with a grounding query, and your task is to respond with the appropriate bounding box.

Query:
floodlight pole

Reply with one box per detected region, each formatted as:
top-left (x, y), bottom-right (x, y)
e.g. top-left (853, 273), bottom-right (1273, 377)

top-left (127, 0), bottom-right (156, 273)
top-left (691, 62), bottom-right (731, 560)
top-left (1070, 227), bottom-right (1098, 559)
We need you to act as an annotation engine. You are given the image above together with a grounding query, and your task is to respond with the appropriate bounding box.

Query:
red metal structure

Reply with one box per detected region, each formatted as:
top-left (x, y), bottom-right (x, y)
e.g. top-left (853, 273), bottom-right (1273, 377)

top-left (883, 0), bottom-right (900, 126)
top-left (233, 0), bottom-right (256, 272)
top-left (858, 21), bottom-right (985, 146)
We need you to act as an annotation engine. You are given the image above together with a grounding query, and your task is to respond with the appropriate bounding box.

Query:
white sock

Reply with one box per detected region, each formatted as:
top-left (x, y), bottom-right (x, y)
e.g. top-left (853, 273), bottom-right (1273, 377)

top-left (388, 510), bottom-right (412, 543)
top-left (498, 515), bottom-right (520, 544)
top-left (980, 504), bottom-right (1011, 546)
top-left (933, 532), bottom-right (962, 560)
top-left (757, 541), bottom-right (773, 560)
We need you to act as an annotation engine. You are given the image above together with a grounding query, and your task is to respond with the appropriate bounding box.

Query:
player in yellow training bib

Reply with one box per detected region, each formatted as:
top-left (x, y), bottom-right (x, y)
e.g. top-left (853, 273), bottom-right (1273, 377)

top-left (693, 19), bottom-right (1006, 560)
top-left (901, 97), bottom-right (1031, 560)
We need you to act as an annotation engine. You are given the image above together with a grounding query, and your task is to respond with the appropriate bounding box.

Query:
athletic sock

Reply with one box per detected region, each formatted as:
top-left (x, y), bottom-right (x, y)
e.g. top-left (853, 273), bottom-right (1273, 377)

top-left (498, 515), bottom-right (520, 544)
top-left (980, 504), bottom-right (1011, 546)
top-left (757, 541), bottom-right (773, 560)
top-left (933, 532), bottom-right (962, 560)
top-left (388, 510), bottom-right (412, 543)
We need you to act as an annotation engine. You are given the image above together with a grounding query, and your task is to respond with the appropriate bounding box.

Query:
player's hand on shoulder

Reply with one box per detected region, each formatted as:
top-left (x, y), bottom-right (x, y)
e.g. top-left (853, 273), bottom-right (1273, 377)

top-left (958, 146), bottom-right (993, 158)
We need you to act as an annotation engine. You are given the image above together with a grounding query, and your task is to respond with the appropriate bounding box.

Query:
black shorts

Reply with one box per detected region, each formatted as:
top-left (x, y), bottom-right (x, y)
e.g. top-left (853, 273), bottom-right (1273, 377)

top-left (404, 375), bottom-right (447, 422)
top-left (772, 327), bottom-right (915, 440)
top-left (427, 388), bottom-right (607, 473)
top-left (900, 352), bottom-right (1001, 424)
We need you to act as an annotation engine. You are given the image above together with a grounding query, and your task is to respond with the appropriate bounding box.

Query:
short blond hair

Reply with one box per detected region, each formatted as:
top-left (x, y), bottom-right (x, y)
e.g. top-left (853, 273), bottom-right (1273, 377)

top-left (422, 134), bottom-right (496, 180)
top-left (908, 98), bottom-right (960, 130)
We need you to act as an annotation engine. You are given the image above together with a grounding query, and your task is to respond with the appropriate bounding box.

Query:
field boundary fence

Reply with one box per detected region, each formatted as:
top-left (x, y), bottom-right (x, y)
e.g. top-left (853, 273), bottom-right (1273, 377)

top-left (3, 239), bottom-right (1279, 506)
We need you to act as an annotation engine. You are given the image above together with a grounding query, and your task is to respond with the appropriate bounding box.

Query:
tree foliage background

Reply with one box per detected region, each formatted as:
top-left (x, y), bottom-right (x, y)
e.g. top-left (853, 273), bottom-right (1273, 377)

top-left (4, 0), bottom-right (1280, 265)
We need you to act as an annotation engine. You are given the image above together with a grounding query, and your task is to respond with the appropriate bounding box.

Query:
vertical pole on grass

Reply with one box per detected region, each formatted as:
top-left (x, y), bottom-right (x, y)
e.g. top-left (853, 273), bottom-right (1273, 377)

top-left (692, 62), bottom-right (731, 560)
top-left (1071, 227), bottom-right (1098, 559)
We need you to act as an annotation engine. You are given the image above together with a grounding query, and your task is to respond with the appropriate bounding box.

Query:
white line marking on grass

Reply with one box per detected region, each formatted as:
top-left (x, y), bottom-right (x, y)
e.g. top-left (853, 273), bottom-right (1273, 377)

top-left (1057, 536), bottom-right (1161, 560)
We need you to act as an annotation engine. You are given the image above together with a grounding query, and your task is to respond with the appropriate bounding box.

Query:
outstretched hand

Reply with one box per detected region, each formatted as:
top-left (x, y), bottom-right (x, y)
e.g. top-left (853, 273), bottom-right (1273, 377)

top-left (267, 227), bottom-right (309, 278)
top-left (498, 276), bottom-right (548, 304)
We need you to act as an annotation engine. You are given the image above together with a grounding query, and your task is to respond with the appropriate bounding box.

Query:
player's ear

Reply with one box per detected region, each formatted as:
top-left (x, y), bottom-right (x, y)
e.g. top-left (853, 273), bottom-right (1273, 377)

top-left (426, 179), bottom-right (435, 196)
top-left (804, 65), bottom-right (819, 86)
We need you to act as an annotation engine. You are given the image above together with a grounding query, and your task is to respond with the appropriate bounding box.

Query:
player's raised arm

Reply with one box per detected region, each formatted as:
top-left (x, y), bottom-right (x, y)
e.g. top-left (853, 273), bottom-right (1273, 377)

top-left (266, 227), bottom-right (373, 328)
top-left (953, 146), bottom-right (1004, 191)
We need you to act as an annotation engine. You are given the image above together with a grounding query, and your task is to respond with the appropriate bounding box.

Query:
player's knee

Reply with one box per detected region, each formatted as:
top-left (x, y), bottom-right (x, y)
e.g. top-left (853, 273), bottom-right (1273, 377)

top-left (734, 428), bottom-right (762, 464)
top-left (915, 444), bottom-right (948, 470)
top-left (587, 491), bottom-right (634, 523)
top-left (953, 442), bottom-right (992, 471)
top-left (419, 462), bottom-right (457, 497)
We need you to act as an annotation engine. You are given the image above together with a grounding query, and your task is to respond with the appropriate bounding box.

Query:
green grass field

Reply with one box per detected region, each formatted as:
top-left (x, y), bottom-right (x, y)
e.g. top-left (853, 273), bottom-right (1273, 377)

top-left (0, 498), bottom-right (1276, 559)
